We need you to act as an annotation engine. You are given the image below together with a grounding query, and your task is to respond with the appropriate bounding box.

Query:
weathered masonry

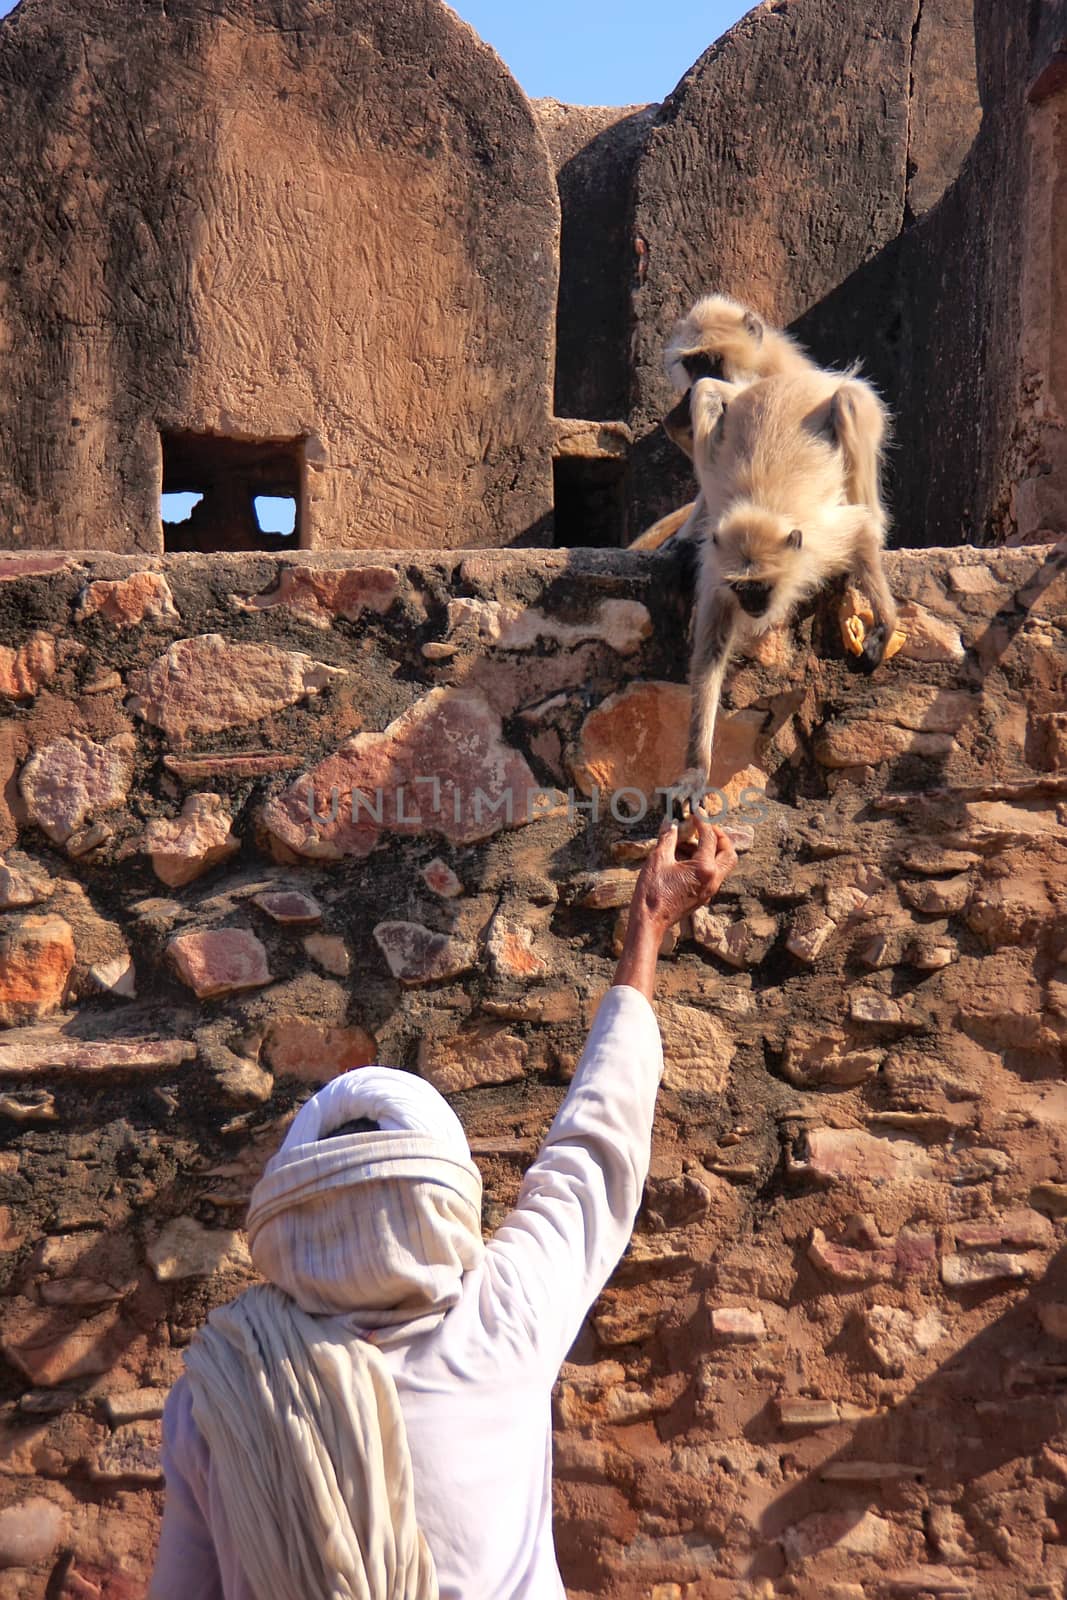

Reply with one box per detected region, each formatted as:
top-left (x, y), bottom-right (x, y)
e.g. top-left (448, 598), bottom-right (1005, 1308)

top-left (0, 0), bottom-right (1065, 554)
top-left (0, 543), bottom-right (1065, 1596)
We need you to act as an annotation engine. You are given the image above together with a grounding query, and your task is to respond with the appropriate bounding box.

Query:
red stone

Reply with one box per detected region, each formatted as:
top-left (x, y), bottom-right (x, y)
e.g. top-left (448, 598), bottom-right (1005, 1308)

top-left (252, 889), bottom-right (322, 924)
top-left (485, 912), bottom-right (549, 979)
top-left (164, 751), bottom-right (303, 780)
top-left (421, 858), bottom-right (463, 898)
top-left (573, 683), bottom-right (766, 808)
top-left (373, 921), bottom-right (475, 986)
top-left (167, 929), bottom-right (272, 998)
top-left (76, 571), bottom-right (179, 627)
top-left (232, 563), bottom-right (400, 627)
top-left (0, 915), bottom-right (75, 1026)
top-left (262, 686), bottom-right (551, 860)
top-left (0, 631), bottom-right (56, 698)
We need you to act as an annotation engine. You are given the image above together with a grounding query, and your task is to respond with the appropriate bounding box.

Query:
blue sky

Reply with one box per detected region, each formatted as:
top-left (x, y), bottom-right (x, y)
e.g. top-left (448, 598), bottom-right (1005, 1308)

top-left (0, 0), bottom-right (751, 103)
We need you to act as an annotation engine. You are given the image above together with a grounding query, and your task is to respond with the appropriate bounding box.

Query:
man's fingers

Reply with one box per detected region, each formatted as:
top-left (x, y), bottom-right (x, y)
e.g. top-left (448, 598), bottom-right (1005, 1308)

top-left (655, 819), bottom-right (679, 864)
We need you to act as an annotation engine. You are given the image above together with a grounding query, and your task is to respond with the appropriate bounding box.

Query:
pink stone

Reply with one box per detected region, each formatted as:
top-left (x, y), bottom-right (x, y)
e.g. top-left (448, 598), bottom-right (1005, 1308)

top-left (302, 934), bottom-right (350, 976)
top-left (849, 989), bottom-right (904, 1024)
top-left (782, 1028), bottom-right (881, 1089)
top-left (941, 1251), bottom-right (1045, 1288)
top-left (709, 1306), bottom-right (766, 1342)
top-left (262, 687), bottom-right (553, 860)
top-left (164, 752), bottom-right (303, 780)
top-left (128, 634), bottom-right (344, 741)
top-left (91, 1420), bottom-right (164, 1485)
top-left (373, 921), bottom-right (475, 986)
top-left (1, 1301), bottom-right (125, 1385)
top-left (900, 875), bottom-right (972, 915)
top-left (485, 913), bottom-right (549, 980)
top-left (168, 929), bottom-right (272, 998)
top-left (264, 1019), bottom-right (376, 1081)
top-left (815, 721), bottom-right (956, 767)
top-left (252, 889), bottom-right (322, 925)
top-left (445, 596), bottom-right (651, 655)
top-left (0, 1496), bottom-right (65, 1567)
top-left (0, 1034), bottom-right (196, 1074)
top-left (0, 632), bottom-right (55, 699)
top-left (782, 1510), bottom-right (892, 1563)
top-left (573, 682), bottom-right (765, 808)
top-left (418, 1025), bottom-right (527, 1093)
top-left (691, 908), bottom-right (776, 969)
top-left (0, 915), bottom-right (75, 1027)
top-left (794, 1127), bottom-right (933, 1185)
top-left (953, 1207), bottom-right (1054, 1252)
top-left (0, 860), bottom-right (50, 910)
top-left (422, 858), bottom-right (463, 898)
top-left (76, 571), bottom-right (179, 627)
top-left (232, 564), bottom-right (400, 628)
top-left (808, 1228), bottom-right (896, 1284)
top-left (0, 554), bottom-right (70, 579)
top-left (144, 793), bottom-right (239, 888)
top-left (863, 1305), bottom-right (945, 1375)
top-left (19, 732), bottom-right (135, 844)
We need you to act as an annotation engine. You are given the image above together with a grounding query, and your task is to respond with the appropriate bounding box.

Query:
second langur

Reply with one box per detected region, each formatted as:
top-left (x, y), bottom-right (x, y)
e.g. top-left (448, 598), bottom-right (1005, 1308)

top-left (632, 294), bottom-right (819, 552)
top-left (678, 367), bottom-right (899, 793)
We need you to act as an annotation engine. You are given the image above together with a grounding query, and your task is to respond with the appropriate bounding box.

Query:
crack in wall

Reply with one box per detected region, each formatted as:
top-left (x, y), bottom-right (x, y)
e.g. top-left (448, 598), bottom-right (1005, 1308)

top-left (903, 0), bottom-right (926, 230)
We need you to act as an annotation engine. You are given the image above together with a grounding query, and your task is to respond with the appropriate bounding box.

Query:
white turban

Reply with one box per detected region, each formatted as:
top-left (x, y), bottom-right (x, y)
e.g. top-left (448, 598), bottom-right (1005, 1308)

top-left (247, 1067), bottom-right (485, 1329)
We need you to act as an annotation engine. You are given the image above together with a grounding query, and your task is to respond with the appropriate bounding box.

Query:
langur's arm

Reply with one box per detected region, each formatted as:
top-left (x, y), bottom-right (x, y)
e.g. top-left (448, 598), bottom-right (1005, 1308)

top-left (686, 584), bottom-right (738, 780)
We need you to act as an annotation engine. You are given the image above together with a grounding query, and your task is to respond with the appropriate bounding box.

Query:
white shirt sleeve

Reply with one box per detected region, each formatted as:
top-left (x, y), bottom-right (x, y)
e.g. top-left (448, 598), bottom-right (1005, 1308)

top-left (150, 1380), bottom-right (225, 1600)
top-left (481, 984), bottom-right (664, 1373)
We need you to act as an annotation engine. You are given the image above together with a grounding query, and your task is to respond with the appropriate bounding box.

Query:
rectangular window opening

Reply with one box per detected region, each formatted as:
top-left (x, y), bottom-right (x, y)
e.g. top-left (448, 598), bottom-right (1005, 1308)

top-left (552, 457), bottom-right (630, 549)
top-left (160, 431), bottom-right (305, 552)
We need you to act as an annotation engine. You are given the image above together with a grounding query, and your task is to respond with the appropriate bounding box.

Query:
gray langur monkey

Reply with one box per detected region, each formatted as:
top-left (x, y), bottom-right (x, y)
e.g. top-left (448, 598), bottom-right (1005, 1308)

top-left (677, 367), bottom-right (899, 793)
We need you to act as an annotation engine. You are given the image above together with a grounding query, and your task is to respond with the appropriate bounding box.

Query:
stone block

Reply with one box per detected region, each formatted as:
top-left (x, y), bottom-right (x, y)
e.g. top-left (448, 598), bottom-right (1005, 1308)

top-left (129, 635), bottom-right (343, 742)
top-left (168, 928), bottom-right (272, 999)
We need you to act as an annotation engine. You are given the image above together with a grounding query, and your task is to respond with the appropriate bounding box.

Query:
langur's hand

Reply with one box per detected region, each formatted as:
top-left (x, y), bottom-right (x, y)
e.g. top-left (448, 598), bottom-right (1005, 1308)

top-left (630, 814), bottom-right (737, 933)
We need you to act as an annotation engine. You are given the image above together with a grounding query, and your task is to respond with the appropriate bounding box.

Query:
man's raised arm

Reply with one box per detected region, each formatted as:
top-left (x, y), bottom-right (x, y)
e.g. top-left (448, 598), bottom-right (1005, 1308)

top-left (484, 816), bottom-right (738, 1370)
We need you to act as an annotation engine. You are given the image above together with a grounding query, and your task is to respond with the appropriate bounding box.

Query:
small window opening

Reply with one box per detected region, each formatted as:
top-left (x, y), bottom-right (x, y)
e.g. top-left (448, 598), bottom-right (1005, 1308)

top-left (254, 495), bottom-right (297, 538)
top-left (553, 457), bottom-right (629, 548)
top-left (160, 431), bottom-right (304, 552)
top-left (161, 491), bottom-right (204, 526)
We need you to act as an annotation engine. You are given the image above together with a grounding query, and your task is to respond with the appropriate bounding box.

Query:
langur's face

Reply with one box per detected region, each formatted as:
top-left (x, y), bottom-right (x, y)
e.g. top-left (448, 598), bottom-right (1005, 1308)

top-left (663, 388), bottom-right (695, 459)
top-left (711, 506), bottom-right (804, 619)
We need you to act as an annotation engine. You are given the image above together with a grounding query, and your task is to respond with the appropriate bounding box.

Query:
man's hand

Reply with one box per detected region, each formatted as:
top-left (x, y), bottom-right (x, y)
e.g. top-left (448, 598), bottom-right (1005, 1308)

top-left (612, 815), bottom-right (737, 1001)
top-left (631, 814), bottom-right (737, 933)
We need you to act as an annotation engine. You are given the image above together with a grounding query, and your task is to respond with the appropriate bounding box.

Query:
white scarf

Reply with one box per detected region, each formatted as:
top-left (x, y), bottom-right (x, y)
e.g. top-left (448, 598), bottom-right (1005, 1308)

top-left (183, 1068), bottom-right (486, 1600)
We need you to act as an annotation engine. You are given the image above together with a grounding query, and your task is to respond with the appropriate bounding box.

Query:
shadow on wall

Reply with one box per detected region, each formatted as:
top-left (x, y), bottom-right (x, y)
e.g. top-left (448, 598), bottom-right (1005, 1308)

top-left (753, 1242), bottom-right (1067, 1581)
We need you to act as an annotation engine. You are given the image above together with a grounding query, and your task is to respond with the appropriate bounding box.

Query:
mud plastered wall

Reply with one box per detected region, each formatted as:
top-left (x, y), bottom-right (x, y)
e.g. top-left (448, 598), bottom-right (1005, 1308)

top-left (0, 544), bottom-right (1067, 1598)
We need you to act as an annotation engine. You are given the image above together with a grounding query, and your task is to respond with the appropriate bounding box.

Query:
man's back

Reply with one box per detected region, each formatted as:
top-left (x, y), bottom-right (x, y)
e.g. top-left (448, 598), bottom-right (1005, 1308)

top-left (152, 985), bottom-right (664, 1600)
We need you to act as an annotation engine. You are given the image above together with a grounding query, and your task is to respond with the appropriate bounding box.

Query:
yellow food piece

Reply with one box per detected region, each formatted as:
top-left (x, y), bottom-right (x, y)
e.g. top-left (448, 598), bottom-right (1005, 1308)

top-left (840, 612), bottom-right (908, 662)
top-left (843, 614), bottom-right (867, 656)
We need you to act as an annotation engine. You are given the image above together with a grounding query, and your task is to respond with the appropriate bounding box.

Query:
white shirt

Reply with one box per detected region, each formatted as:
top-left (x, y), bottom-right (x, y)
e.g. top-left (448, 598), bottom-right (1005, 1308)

top-left (151, 985), bottom-right (664, 1600)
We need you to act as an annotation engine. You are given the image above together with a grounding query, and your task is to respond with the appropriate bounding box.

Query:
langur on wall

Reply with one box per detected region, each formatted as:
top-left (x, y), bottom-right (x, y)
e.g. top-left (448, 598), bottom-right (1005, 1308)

top-left (678, 367), bottom-right (899, 793)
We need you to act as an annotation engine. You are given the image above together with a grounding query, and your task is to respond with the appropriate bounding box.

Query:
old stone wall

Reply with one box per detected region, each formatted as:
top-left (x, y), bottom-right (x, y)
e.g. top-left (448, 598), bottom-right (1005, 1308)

top-left (0, 543), bottom-right (1066, 1596)
top-left (0, 0), bottom-right (559, 553)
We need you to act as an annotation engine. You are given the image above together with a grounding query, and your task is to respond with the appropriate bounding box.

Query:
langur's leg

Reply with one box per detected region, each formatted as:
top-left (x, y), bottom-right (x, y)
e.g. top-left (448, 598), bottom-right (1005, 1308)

top-left (850, 517), bottom-right (899, 673)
